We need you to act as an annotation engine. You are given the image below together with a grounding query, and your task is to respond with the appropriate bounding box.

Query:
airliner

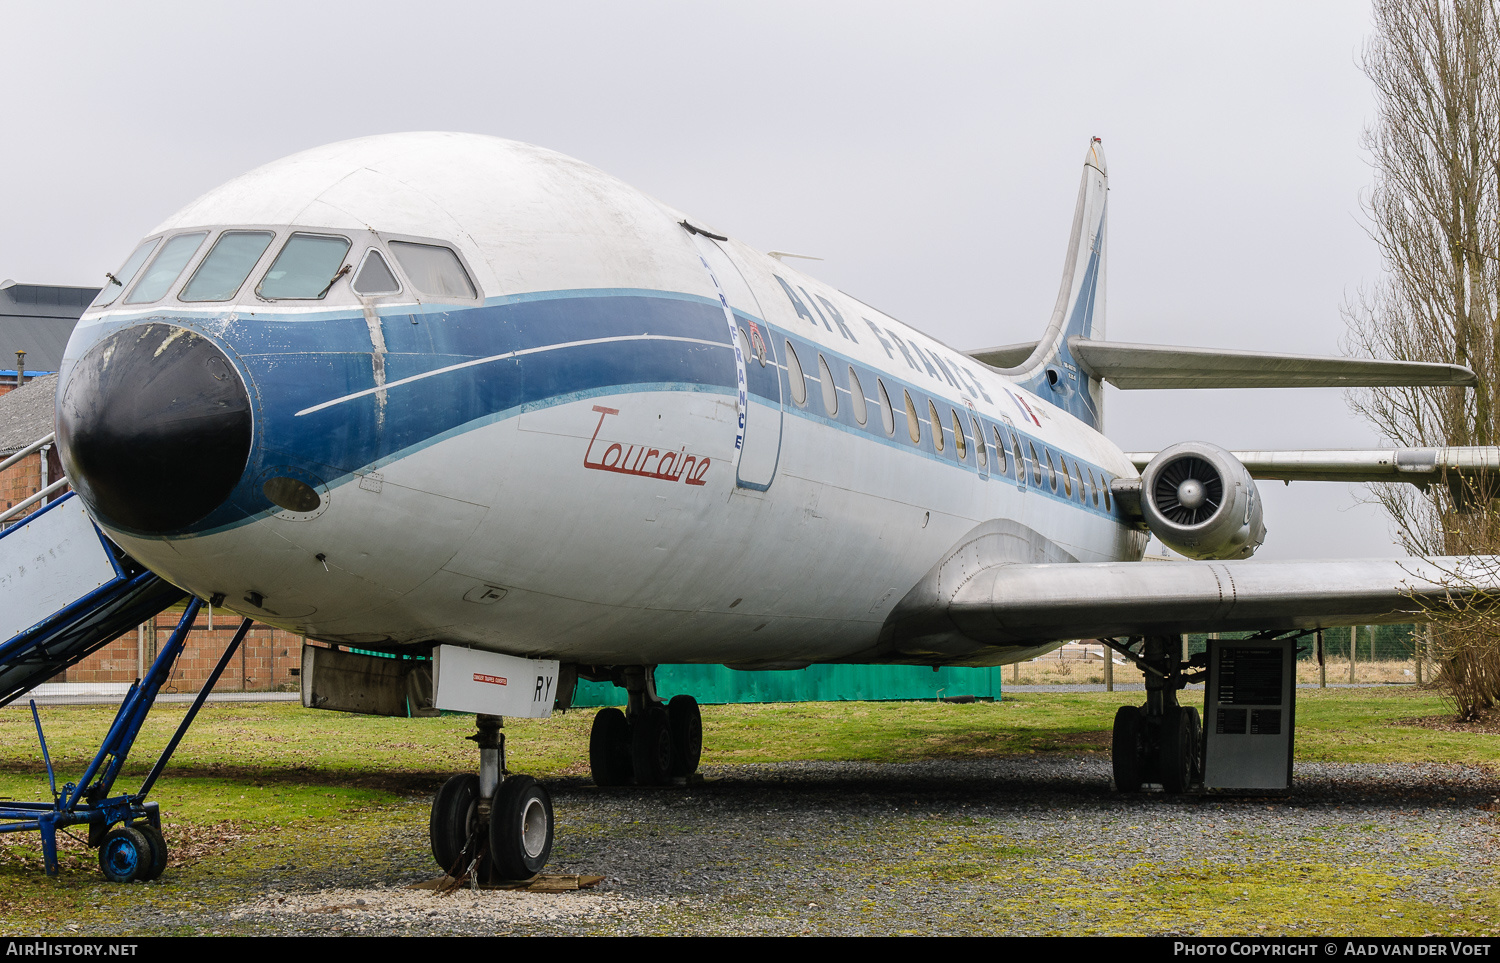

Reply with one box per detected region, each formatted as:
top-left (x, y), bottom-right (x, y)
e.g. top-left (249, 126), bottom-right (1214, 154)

top-left (52, 132), bottom-right (1500, 882)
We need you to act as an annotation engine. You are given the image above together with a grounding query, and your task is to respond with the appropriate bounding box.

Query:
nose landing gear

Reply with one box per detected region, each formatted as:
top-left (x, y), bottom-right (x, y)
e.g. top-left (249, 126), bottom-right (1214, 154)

top-left (429, 714), bottom-right (554, 883)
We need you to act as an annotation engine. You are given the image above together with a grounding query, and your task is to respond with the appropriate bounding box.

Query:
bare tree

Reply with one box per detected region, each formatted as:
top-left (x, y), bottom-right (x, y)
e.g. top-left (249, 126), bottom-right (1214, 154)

top-left (1346, 0), bottom-right (1500, 718)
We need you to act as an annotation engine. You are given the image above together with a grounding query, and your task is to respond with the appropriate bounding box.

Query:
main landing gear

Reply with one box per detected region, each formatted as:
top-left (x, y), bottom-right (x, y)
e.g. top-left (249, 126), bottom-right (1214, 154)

top-left (429, 714), bottom-right (554, 883)
top-left (587, 666), bottom-right (701, 787)
top-left (1106, 635), bottom-right (1204, 794)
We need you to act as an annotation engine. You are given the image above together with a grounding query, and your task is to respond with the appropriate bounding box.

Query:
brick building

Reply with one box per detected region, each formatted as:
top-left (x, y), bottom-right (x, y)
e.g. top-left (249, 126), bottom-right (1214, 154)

top-left (0, 374), bottom-right (61, 520)
top-left (74, 612), bottom-right (303, 693)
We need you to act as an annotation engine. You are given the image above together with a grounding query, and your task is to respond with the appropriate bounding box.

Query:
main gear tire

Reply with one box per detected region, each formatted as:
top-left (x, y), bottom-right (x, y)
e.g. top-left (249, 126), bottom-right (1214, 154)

top-left (667, 694), bottom-right (702, 777)
top-left (631, 704), bottom-right (674, 786)
top-left (1160, 706), bottom-right (1201, 794)
top-left (589, 707), bottom-right (634, 787)
top-left (1112, 705), bottom-right (1145, 793)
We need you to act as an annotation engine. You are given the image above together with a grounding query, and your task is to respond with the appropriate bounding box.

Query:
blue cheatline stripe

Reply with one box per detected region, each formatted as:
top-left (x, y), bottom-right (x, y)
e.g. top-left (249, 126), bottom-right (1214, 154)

top-left (129, 291), bottom-right (738, 537)
top-left (95, 287), bottom-right (1122, 537)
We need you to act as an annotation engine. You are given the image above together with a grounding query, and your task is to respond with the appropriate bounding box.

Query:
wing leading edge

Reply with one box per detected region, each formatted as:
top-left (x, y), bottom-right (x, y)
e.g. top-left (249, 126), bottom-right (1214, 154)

top-left (874, 546), bottom-right (1500, 665)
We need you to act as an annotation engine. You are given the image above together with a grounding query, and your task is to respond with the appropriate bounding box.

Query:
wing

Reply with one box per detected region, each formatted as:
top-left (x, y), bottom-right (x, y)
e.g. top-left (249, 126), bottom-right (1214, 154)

top-left (1122, 446), bottom-right (1500, 487)
top-left (864, 525), bottom-right (1498, 665)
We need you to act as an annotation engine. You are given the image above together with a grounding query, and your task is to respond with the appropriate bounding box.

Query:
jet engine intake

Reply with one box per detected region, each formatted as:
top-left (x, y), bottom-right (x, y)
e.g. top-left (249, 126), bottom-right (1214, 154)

top-left (1140, 442), bottom-right (1265, 560)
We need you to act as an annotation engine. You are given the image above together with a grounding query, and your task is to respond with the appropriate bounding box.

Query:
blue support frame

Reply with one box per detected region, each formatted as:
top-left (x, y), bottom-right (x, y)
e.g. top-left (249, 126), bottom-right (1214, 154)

top-left (0, 604), bottom-right (255, 876)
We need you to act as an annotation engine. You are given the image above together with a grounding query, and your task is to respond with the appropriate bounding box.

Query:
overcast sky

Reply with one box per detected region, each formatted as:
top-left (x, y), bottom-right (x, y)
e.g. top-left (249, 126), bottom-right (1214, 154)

top-left (0, 2), bottom-right (1401, 559)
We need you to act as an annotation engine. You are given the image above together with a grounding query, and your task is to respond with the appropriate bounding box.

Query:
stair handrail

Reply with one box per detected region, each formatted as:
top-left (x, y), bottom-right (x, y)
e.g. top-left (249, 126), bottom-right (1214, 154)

top-left (0, 479), bottom-right (70, 526)
top-left (0, 432), bottom-right (54, 477)
top-left (0, 433), bottom-right (67, 527)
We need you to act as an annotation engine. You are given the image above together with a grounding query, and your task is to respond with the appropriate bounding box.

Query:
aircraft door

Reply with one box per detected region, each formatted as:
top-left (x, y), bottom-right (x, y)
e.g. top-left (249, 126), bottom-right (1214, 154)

top-left (970, 412), bottom-right (989, 481)
top-left (1003, 420), bottom-right (1026, 492)
top-left (734, 327), bottom-right (783, 489)
top-left (689, 235), bottom-right (783, 491)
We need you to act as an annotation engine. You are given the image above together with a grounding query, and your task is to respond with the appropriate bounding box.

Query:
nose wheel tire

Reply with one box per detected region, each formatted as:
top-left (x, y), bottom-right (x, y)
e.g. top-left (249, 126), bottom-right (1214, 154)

top-left (489, 775), bottom-right (554, 881)
top-left (1111, 705), bottom-right (1145, 793)
top-left (631, 704), bottom-right (674, 786)
top-left (668, 694), bottom-right (702, 778)
top-left (589, 707), bottom-right (634, 787)
top-left (98, 825), bottom-right (153, 883)
top-left (430, 773), bottom-right (490, 880)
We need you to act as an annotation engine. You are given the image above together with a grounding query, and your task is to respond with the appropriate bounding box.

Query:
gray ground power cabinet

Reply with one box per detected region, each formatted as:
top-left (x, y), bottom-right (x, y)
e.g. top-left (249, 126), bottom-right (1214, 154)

top-left (1201, 636), bottom-right (1296, 790)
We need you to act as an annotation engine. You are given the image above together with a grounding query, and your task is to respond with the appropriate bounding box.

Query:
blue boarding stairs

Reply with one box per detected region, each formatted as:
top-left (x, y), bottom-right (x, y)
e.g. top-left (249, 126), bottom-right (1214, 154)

top-left (0, 435), bottom-right (252, 881)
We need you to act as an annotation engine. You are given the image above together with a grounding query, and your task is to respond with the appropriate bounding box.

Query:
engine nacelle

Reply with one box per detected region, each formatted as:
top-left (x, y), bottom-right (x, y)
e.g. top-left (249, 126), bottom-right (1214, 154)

top-left (1140, 442), bottom-right (1266, 560)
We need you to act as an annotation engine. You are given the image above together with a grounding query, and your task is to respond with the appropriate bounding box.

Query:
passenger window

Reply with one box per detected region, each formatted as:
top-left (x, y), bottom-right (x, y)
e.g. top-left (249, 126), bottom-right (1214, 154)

top-left (389, 240), bottom-right (476, 298)
top-left (785, 341), bottom-right (808, 406)
top-left (1045, 449), bottom-right (1058, 491)
top-left (1088, 468), bottom-right (1099, 506)
top-left (258, 233), bottom-right (352, 299)
top-left (928, 400), bottom-right (944, 451)
top-left (849, 367), bottom-right (868, 427)
top-left (818, 354), bottom-right (838, 416)
top-left (737, 326), bottom-right (752, 362)
top-left (352, 249), bottom-right (401, 296)
top-left (903, 390), bottom-right (921, 444)
top-left (951, 409), bottom-right (966, 461)
top-left (1075, 463), bottom-right (1086, 502)
top-left (1061, 457), bottom-right (1072, 496)
top-left (96, 238), bottom-right (161, 307)
top-left (1027, 441), bottom-right (1042, 486)
top-left (180, 231), bottom-right (274, 302)
top-left (1014, 436), bottom-right (1026, 482)
top-left (991, 426), bottom-right (1008, 474)
top-left (125, 232), bottom-right (208, 304)
top-left (878, 379), bottom-right (896, 436)
top-left (1103, 476), bottom-right (1113, 511)
top-left (971, 416), bottom-right (986, 468)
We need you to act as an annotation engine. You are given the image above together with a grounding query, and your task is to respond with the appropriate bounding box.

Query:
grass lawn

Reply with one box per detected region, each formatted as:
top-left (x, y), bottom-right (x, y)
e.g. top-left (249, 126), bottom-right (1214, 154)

top-left (0, 686), bottom-right (1491, 935)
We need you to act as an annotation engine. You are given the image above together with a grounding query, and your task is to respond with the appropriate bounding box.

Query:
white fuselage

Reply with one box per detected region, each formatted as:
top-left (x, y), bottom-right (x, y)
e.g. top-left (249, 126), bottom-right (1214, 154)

top-left (57, 133), bottom-right (1144, 668)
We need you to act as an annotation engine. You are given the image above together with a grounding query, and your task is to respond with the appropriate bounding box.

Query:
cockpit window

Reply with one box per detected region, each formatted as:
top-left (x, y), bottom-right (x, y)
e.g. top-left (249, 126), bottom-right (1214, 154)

top-left (180, 231), bottom-right (274, 302)
top-left (95, 238), bottom-right (161, 307)
top-left (257, 233), bottom-right (352, 300)
top-left (351, 249), bottom-right (401, 296)
top-left (124, 232), bottom-right (207, 304)
top-left (389, 241), bottom-right (476, 299)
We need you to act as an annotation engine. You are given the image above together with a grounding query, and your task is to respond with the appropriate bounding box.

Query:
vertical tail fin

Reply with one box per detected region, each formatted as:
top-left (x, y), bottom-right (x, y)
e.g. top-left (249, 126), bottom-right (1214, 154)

top-left (1005, 138), bottom-right (1109, 428)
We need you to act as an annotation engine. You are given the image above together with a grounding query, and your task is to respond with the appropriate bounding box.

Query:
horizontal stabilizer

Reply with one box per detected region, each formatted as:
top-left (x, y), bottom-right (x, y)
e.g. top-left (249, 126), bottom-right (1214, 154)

top-left (1123, 446), bottom-right (1500, 487)
top-left (1067, 338), bottom-right (1477, 389)
top-left (963, 338), bottom-right (1477, 388)
top-left (966, 341), bottom-right (1040, 370)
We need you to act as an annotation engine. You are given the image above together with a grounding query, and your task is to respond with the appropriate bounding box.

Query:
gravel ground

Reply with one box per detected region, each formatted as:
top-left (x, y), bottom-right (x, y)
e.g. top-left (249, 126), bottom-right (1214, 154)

top-left (104, 756), bottom-right (1500, 937)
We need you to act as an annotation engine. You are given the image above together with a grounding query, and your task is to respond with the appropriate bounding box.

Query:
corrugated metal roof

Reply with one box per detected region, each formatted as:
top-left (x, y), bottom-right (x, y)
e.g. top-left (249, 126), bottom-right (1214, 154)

top-left (0, 374), bottom-right (56, 454)
top-left (0, 282), bottom-right (98, 374)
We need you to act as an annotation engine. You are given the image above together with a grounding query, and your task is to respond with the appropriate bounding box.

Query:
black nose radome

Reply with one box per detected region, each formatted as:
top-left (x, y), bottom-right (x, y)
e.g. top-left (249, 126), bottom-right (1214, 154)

top-left (58, 322), bottom-right (252, 534)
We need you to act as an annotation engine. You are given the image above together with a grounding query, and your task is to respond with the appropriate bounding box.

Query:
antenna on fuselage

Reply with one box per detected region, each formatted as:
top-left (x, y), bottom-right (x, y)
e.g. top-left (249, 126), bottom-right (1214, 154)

top-left (767, 251), bottom-right (824, 262)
